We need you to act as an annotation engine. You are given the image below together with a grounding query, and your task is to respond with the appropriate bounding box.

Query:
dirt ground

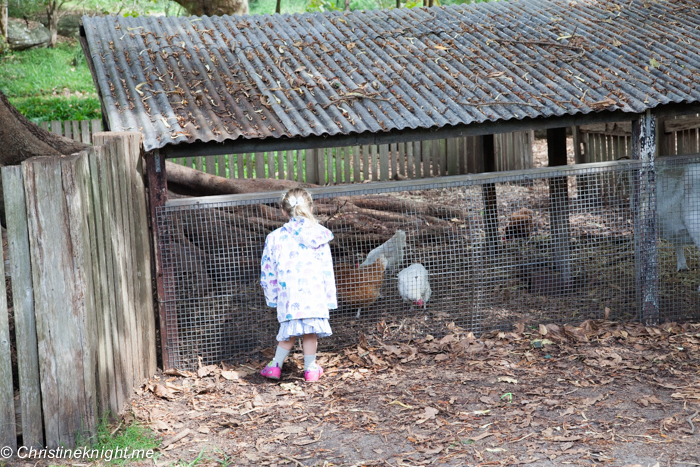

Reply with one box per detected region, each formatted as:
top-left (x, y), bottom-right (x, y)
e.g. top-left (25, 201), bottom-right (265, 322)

top-left (122, 317), bottom-right (699, 467)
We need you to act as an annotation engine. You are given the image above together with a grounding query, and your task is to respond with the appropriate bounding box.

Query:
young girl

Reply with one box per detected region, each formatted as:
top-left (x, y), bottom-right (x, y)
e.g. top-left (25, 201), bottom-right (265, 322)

top-left (259, 188), bottom-right (337, 382)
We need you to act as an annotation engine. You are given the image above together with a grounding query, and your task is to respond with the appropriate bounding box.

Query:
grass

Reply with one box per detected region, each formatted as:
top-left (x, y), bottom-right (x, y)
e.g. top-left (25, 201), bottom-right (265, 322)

top-left (77, 416), bottom-right (161, 466)
top-left (0, 41), bottom-right (100, 122)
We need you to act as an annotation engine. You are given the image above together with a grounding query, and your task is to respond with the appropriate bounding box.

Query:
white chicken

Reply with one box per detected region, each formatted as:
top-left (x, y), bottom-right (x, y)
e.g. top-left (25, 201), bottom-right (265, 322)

top-left (658, 165), bottom-right (700, 291)
top-left (360, 230), bottom-right (406, 271)
top-left (398, 263), bottom-right (431, 309)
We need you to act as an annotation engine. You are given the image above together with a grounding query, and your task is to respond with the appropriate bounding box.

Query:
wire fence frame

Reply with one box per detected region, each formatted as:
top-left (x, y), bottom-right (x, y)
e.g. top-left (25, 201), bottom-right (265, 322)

top-left (156, 155), bottom-right (700, 370)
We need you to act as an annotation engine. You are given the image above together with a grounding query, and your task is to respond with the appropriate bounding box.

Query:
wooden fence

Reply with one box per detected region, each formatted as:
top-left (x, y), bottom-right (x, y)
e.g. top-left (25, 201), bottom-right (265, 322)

top-left (169, 132), bottom-right (533, 183)
top-left (0, 132), bottom-right (156, 449)
top-left (46, 119), bottom-right (533, 182)
top-left (39, 119), bottom-right (104, 144)
top-left (575, 114), bottom-right (700, 162)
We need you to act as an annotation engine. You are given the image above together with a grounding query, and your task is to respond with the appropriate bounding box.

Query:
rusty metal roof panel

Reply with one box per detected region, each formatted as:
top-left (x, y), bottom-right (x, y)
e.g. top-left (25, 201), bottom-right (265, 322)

top-left (80, 0), bottom-right (700, 152)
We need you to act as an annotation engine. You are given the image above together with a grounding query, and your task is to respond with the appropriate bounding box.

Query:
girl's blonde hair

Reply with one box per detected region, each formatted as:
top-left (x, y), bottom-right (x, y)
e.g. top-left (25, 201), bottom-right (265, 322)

top-left (280, 188), bottom-right (316, 223)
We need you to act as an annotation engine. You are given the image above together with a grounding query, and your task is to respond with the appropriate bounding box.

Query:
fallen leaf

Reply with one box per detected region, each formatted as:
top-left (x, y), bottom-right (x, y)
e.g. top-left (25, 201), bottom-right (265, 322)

top-left (468, 431), bottom-right (493, 441)
top-left (150, 420), bottom-right (169, 431)
top-left (275, 425), bottom-right (305, 434)
top-left (415, 406), bottom-right (439, 424)
top-left (197, 365), bottom-right (218, 378)
top-left (539, 324), bottom-right (548, 336)
top-left (152, 383), bottom-right (174, 399)
top-left (498, 376), bottom-right (518, 384)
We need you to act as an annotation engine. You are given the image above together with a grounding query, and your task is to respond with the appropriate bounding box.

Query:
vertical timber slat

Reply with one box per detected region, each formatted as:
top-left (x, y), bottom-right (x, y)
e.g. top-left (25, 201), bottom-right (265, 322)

top-left (379, 145), bottom-right (389, 181)
top-left (22, 155), bottom-right (93, 448)
top-left (0, 204), bottom-right (16, 451)
top-left (1, 166), bottom-right (44, 449)
top-left (85, 144), bottom-right (119, 417)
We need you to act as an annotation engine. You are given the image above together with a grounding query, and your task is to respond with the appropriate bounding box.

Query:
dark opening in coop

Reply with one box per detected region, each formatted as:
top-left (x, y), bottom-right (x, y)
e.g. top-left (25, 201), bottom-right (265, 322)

top-left (157, 154), bottom-right (700, 370)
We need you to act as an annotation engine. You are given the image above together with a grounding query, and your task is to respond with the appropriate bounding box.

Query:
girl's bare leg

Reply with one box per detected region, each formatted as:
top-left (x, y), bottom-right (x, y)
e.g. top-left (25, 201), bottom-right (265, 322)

top-left (278, 336), bottom-right (296, 351)
top-left (302, 333), bottom-right (317, 355)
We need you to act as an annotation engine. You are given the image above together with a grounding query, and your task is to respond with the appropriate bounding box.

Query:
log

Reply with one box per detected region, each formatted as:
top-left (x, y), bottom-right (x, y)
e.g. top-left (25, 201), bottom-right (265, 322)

top-left (166, 161), bottom-right (316, 196)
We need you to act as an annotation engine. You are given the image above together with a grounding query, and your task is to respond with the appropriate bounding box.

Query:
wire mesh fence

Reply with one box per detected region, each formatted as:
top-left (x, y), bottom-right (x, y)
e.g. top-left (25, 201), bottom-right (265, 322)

top-left (156, 154), bottom-right (700, 370)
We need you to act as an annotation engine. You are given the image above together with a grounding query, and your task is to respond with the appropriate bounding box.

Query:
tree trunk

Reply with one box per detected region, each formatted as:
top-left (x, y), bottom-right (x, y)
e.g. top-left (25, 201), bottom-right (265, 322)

top-left (171, 0), bottom-right (248, 16)
top-left (166, 161), bottom-right (314, 197)
top-left (46, 1), bottom-right (59, 48)
top-left (344, 0), bottom-right (350, 11)
top-left (0, 1), bottom-right (8, 43)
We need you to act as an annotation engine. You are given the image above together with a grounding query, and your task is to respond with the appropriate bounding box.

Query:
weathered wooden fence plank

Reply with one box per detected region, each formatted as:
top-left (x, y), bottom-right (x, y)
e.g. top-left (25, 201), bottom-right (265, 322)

top-left (447, 138), bottom-right (458, 175)
top-left (379, 145), bottom-right (389, 181)
top-left (317, 149), bottom-right (326, 185)
top-left (22, 155), bottom-right (95, 448)
top-left (86, 145), bottom-right (119, 416)
top-left (60, 153), bottom-right (99, 441)
top-left (81, 120), bottom-right (91, 144)
top-left (306, 148), bottom-right (317, 184)
top-left (1, 166), bottom-right (44, 449)
top-left (0, 236), bottom-right (16, 450)
top-left (97, 140), bottom-right (131, 410)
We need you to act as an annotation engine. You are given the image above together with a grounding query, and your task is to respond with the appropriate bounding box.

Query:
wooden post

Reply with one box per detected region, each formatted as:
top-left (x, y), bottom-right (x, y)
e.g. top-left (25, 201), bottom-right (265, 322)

top-left (632, 110), bottom-right (659, 325)
top-left (481, 135), bottom-right (499, 257)
top-left (1, 166), bottom-right (44, 449)
top-left (0, 226), bottom-right (16, 450)
top-left (145, 149), bottom-right (172, 369)
top-left (547, 127), bottom-right (572, 290)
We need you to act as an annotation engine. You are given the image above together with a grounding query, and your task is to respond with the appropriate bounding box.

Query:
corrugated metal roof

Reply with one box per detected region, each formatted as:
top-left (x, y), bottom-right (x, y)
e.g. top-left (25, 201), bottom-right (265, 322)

top-left (81, 0), bottom-right (700, 153)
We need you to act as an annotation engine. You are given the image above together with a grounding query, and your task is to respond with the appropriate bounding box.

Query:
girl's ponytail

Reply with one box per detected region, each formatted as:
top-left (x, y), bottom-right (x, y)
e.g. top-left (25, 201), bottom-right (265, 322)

top-left (280, 188), bottom-right (316, 223)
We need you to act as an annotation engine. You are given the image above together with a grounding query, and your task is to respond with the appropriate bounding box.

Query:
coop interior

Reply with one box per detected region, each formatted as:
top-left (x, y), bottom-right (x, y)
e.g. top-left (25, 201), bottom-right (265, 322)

top-left (157, 154), bottom-right (700, 370)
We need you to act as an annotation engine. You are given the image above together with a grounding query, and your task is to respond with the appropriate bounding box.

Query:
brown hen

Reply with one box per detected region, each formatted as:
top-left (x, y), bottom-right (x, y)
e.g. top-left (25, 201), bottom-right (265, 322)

top-left (335, 254), bottom-right (388, 317)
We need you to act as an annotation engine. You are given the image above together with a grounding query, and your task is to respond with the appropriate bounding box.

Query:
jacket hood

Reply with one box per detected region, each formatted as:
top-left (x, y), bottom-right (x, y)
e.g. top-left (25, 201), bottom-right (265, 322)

top-left (283, 217), bottom-right (333, 248)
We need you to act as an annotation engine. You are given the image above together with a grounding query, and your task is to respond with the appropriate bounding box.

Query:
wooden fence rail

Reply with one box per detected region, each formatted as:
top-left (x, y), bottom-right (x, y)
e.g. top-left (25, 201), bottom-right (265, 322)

top-left (46, 119), bottom-right (534, 181)
top-left (0, 132), bottom-right (156, 449)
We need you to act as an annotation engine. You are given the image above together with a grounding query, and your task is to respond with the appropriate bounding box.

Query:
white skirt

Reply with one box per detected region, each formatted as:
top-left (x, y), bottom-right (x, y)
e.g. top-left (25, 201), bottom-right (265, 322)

top-left (277, 318), bottom-right (333, 342)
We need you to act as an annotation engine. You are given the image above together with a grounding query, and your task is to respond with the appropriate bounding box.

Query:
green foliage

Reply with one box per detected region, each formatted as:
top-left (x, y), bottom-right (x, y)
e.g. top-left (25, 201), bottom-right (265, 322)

top-left (11, 95), bottom-right (101, 122)
top-left (84, 417), bottom-right (160, 466)
top-left (0, 42), bottom-right (100, 122)
top-left (305, 0), bottom-right (342, 12)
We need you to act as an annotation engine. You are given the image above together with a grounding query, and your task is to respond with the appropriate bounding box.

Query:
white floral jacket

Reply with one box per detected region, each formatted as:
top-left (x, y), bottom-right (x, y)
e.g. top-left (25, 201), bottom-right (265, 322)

top-left (260, 217), bottom-right (338, 323)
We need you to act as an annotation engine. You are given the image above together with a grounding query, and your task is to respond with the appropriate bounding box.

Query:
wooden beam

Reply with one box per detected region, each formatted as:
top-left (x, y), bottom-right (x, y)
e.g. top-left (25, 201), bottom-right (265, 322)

top-left (632, 110), bottom-right (659, 325)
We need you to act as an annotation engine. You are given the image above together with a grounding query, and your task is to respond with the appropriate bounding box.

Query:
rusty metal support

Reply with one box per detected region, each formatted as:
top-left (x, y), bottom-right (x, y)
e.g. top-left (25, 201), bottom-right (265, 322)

top-left (632, 110), bottom-right (659, 325)
top-left (547, 128), bottom-right (571, 290)
top-left (481, 134), bottom-right (498, 257)
top-left (145, 149), bottom-right (172, 368)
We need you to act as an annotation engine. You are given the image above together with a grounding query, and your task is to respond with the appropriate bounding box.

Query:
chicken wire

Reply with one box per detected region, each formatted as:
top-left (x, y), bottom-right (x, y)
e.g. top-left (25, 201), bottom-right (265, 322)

top-left (156, 154), bottom-right (700, 370)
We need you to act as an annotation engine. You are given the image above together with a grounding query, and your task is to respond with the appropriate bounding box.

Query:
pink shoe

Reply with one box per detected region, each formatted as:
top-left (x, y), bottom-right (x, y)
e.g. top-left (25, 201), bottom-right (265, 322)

top-left (260, 361), bottom-right (281, 380)
top-left (304, 364), bottom-right (324, 382)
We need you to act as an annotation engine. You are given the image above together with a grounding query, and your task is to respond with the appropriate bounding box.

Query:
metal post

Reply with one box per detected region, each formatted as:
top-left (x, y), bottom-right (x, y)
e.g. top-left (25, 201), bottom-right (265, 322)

top-left (547, 128), bottom-right (571, 290)
top-left (632, 110), bottom-right (659, 325)
top-left (145, 150), bottom-right (172, 368)
top-left (481, 135), bottom-right (499, 257)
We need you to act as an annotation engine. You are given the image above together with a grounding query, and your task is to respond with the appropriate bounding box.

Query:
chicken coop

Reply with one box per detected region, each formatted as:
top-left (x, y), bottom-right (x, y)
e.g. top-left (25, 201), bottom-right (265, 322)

top-left (79, 0), bottom-right (700, 369)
